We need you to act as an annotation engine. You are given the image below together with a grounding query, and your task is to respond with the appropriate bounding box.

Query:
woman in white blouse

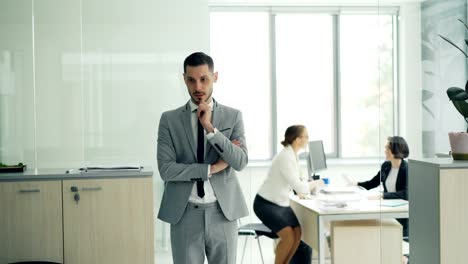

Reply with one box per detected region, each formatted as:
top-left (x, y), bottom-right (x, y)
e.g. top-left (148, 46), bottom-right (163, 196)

top-left (253, 125), bottom-right (324, 264)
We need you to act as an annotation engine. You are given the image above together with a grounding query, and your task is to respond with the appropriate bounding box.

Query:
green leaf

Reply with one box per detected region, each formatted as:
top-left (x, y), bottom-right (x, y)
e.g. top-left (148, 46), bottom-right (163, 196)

top-left (422, 89), bottom-right (434, 101)
top-left (458, 19), bottom-right (468, 30)
top-left (439, 34), bottom-right (468, 58)
top-left (424, 70), bottom-right (435, 76)
top-left (447, 87), bottom-right (468, 101)
top-left (452, 100), bottom-right (468, 118)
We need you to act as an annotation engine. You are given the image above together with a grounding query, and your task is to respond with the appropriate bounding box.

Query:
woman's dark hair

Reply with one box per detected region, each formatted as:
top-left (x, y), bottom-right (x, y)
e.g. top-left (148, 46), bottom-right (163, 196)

top-left (281, 125), bottom-right (306, 147)
top-left (183, 52), bottom-right (214, 73)
top-left (387, 136), bottom-right (409, 159)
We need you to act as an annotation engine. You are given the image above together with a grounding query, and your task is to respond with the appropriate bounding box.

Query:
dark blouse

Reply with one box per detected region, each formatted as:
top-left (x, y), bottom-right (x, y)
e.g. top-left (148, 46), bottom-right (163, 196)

top-left (358, 160), bottom-right (408, 200)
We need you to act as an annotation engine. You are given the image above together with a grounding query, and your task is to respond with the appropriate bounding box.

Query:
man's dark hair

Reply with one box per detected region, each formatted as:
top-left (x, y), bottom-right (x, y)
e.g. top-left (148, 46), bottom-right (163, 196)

top-left (183, 52), bottom-right (214, 73)
top-left (388, 136), bottom-right (410, 159)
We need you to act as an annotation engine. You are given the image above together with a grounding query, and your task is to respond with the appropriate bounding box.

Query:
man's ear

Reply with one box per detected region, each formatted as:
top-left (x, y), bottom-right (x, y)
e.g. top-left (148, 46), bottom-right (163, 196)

top-left (213, 71), bottom-right (218, 82)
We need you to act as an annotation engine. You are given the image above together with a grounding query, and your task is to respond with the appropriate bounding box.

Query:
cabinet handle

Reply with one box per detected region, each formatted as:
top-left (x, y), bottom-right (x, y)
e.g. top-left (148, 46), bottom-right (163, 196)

top-left (18, 189), bottom-right (40, 193)
top-left (81, 187), bottom-right (102, 191)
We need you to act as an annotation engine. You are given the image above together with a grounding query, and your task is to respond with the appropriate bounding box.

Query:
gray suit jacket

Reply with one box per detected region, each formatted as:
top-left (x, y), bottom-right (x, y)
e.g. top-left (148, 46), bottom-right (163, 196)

top-left (157, 99), bottom-right (249, 224)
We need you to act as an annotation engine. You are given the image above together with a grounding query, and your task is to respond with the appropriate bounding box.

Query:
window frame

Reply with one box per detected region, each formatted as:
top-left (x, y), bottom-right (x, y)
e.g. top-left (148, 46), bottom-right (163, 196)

top-left (209, 5), bottom-right (400, 160)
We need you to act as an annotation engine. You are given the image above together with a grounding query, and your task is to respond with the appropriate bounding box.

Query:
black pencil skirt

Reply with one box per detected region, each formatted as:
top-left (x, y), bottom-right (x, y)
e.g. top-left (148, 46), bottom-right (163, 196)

top-left (253, 194), bottom-right (300, 233)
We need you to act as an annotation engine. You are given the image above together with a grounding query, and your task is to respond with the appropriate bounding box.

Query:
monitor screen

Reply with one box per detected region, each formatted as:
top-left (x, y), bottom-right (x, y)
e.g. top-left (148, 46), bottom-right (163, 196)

top-left (307, 140), bottom-right (327, 178)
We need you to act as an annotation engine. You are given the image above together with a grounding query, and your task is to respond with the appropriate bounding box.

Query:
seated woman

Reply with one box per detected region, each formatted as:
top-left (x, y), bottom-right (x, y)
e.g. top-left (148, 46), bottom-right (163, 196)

top-left (349, 136), bottom-right (410, 237)
top-left (253, 125), bottom-right (324, 264)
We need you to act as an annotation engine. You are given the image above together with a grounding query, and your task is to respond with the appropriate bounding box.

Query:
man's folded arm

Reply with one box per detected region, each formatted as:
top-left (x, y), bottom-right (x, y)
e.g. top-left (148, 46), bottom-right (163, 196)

top-left (157, 113), bottom-right (209, 182)
top-left (207, 112), bottom-right (248, 171)
top-left (158, 158), bottom-right (209, 182)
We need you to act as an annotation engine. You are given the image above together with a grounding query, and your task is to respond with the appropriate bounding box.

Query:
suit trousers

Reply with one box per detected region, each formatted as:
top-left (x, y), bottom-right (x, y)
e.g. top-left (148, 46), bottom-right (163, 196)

top-left (170, 201), bottom-right (238, 264)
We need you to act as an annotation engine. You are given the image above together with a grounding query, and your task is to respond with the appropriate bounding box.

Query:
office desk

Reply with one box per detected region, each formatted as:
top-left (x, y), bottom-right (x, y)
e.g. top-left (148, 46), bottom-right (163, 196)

top-left (290, 195), bottom-right (408, 264)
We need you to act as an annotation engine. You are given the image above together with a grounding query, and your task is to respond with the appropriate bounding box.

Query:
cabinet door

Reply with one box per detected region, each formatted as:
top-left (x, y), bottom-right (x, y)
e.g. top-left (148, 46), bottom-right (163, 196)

top-left (63, 178), bottom-right (153, 264)
top-left (0, 181), bottom-right (63, 263)
top-left (440, 168), bottom-right (468, 264)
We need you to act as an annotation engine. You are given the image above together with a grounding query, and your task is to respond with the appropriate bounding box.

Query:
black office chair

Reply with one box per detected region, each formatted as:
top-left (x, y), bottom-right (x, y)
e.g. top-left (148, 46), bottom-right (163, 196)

top-left (238, 222), bottom-right (278, 264)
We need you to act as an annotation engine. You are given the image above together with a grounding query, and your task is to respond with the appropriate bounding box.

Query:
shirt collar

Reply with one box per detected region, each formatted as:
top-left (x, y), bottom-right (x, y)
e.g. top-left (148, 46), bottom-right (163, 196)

top-left (189, 99), bottom-right (214, 112)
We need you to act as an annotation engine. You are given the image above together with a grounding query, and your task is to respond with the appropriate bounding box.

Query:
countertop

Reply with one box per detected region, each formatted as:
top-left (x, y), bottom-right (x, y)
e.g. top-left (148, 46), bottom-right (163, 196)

top-left (409, 158), bottom-right (468, 169)
top-left (0, 167), bottom-right (153, 181)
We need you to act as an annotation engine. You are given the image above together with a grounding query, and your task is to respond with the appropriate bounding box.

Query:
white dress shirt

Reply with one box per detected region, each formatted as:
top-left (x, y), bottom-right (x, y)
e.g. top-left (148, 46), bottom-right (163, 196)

top-left (188, 100), bottom-right (217, 204)
top-left (257, 145), bottom-right (310, 207)
top-left (385, 167), bottom-right (399, 193)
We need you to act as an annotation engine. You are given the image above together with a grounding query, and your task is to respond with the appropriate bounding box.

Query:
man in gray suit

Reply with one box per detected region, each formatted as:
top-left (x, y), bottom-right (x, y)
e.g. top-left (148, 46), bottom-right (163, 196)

top-left (157, 52), bottom-right (249, 264)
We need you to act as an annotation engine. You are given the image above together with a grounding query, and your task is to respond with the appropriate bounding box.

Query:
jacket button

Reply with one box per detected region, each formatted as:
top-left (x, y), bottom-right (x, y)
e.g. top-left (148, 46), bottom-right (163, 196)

top-left (194, 205), bottom-right (199, 209)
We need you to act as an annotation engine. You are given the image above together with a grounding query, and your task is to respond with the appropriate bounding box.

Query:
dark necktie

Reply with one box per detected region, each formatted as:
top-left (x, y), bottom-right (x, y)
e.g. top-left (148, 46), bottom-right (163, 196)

top-left (197, 120), bottom-right (205, 198)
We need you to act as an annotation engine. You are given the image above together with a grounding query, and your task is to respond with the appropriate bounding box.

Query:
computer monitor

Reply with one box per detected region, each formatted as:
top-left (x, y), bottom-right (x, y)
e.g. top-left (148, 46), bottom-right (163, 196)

top-left (307, 140), bottom-right (327, 179)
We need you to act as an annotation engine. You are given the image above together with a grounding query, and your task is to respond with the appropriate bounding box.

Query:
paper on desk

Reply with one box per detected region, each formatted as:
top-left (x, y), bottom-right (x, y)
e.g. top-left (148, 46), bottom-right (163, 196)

top-left (379, 200), bottom-right (408, 207)
top-left (320, 186), bottom-right (362, 194)
top-left (66, 165), bottom-right (143, 174)
top-left (79, 166), bottom-right (143, 172)
top-left (316, 190), bottom-right (364, 206)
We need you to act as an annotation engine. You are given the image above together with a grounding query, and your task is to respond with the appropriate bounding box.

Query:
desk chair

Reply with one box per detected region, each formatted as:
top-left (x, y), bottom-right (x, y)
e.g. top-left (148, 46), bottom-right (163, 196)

top-left (238, 222), bottom-right (278, 264)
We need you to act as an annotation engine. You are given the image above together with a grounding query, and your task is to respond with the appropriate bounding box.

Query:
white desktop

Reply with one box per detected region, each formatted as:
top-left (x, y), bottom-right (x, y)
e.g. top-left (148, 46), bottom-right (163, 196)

top-left (295, 140), bottom-right (408, 264)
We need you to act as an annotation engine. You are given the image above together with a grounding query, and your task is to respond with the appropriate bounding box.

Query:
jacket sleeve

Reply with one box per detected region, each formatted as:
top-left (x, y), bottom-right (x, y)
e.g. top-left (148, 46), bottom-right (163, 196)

top-left (383, 189), bottom-right (407, 200)
top-left (358, 170), bottom-right (382, 190)
top-left (207, 110), bottom-right (248, 171)
top-left (278, 153), bottom-right (309, 195)
top-left (157, 112), bottom-right (209, 182)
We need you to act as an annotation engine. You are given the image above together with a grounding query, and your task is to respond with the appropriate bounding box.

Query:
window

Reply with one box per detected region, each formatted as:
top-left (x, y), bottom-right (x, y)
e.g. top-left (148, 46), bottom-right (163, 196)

top-left (275, 14), bottom-right (335, 154)
top-left (210, 8), bottom-right (397, 160)
top-left (339, 15), bottom-right (395, 157)
top-left (211, 12), bottom-right (272, 159)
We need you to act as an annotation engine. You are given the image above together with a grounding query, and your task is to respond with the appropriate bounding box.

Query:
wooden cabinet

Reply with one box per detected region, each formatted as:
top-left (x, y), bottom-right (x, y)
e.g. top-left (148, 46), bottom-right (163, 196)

top-left (63, 178), bottom-right (153, 264)
top-left (409, 159), bottom-right (468, 264)
top-left (0, 181), bottom-right (63, 264)
top-left (0, 175), bottom-right (153, 264)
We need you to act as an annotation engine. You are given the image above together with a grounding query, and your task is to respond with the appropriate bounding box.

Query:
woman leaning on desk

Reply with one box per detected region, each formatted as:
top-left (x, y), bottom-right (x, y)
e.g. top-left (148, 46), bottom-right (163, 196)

top-left (348, 136), bottom-right (410, 237)
top-left (253, 125), bottom-right (325, 264)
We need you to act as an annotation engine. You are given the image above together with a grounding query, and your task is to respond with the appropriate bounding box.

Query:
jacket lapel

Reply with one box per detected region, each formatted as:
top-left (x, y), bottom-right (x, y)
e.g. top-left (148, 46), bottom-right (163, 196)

top-left (381, 162), bottom-right (391, 191)
top-left (181, 102), bottom-right (197, 159)
top-left (396, 160), bottom-right (407, 188)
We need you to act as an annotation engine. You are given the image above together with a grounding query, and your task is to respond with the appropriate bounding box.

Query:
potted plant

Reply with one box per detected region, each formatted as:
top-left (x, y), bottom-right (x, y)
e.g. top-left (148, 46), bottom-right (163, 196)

top-left (439, 19), bottom-right (468, 160)
top-left (0, 162), bottom-right (27, 173)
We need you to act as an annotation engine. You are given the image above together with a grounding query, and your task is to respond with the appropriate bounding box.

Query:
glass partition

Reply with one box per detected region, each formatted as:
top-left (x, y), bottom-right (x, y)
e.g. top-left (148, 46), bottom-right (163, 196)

top-left (7, 0), bottom-right (465, 263)
top-left (0, 0), bottom-right (35, 167)
top-left (209, 3), bottom-right (402, 264)
top-left (1, 0), bottom-right (210, 263)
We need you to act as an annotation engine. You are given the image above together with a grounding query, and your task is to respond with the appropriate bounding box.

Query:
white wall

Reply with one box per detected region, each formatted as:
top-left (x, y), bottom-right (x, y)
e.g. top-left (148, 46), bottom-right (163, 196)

top-left (421, 0), bottom-right (467, 157)
top-left (0, 0), bottom-right (209, 169)
top-left (399, 2), bottom-right (423, 159)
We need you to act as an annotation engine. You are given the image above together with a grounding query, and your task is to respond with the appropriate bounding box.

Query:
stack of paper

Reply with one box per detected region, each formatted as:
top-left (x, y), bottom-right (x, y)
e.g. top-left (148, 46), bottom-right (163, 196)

top-left (320, 186), bottom-right (362, 194)
top-left (79, 166), bottom-right (143, 172)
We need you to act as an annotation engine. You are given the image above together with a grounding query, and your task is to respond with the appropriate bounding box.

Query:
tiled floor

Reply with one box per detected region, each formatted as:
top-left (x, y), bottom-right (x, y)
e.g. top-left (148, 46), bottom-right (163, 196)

top-left (155, 237), bottom-right (330, 264)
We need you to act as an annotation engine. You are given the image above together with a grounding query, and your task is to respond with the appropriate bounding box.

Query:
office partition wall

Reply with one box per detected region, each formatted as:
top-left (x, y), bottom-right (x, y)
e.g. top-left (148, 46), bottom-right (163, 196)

top-left (0, 0), bottom-right (209, 262)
